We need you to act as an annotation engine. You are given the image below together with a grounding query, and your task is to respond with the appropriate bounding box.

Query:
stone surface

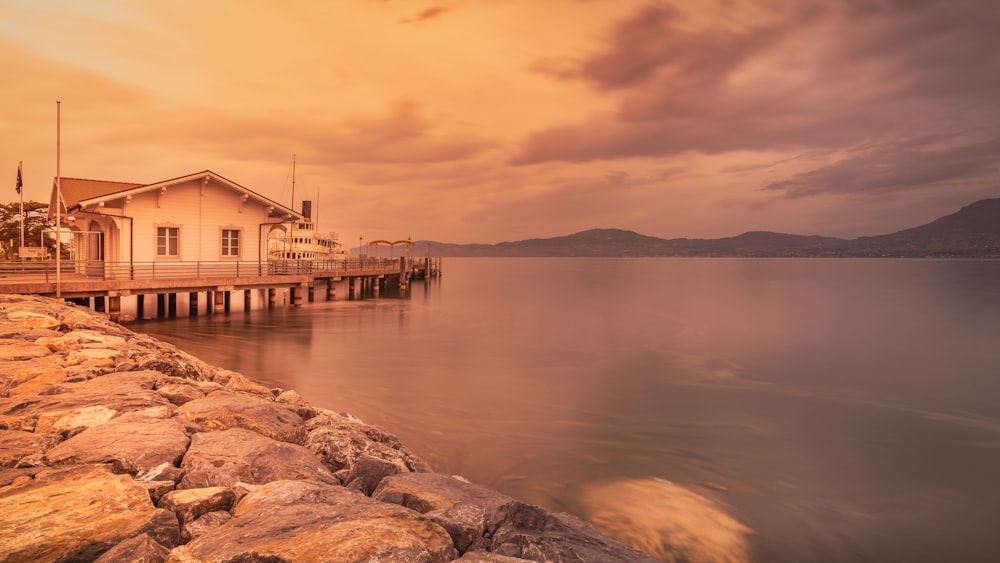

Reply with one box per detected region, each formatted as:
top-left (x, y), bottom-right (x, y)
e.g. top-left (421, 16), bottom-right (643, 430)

top-left (45, 415), bottom-right (190, 475)
top-left (93, 533), bottom-right (171, 563)
top-left (484, 501), bottom-right (662, 563)
top-left (177, 427), bottom-right (338, 489)
top-left (374, 471), bottom-right (517, 516)
top-left (174, 390), bottom-right (306, 444)
top-left (0, 429), bottom-right (61, 468)
top-left (180, 510), bottom-right (231, 543)
top-left (428, 502), bottom-right (489, 554)
top-left (158, 486), bottom-right (237, 525)
top-left (0, 371), bottom-right (170, 431)
top-left (34, 404), bottom-right (118, 436)
top-left (305, 410), bottom-right (432, 473)
top-left (172, 479), bottom-right (458, 562)
top-left (0, 464), bottom-right (180, 561)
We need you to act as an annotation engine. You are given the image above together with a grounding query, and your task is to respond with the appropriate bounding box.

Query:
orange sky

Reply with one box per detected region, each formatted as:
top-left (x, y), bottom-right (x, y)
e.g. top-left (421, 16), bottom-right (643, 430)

top-left (2, 0), bottom-right (998, 244)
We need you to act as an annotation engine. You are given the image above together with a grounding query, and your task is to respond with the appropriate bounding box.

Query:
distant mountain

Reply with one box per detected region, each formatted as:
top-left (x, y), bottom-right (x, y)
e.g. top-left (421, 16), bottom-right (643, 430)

top-left (416, 198), bottom-right (1000, 258)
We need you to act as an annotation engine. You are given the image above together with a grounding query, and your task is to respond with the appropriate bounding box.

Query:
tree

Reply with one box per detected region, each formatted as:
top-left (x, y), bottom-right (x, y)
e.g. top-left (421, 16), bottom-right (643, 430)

top-left (0, 201), bottom-right (67, 259)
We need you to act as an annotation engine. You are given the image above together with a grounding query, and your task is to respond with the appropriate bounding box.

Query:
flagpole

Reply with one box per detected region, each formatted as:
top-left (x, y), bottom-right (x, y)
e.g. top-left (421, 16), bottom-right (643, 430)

top-left (56, 101), bottom-right (61, 298)
top-left (18, 161), bottom-right (24, 254)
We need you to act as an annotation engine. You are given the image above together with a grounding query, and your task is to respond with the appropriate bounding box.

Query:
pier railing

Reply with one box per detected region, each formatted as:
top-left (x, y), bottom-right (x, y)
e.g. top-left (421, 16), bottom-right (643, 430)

top-left (0, 258), bottom-right (402, 283)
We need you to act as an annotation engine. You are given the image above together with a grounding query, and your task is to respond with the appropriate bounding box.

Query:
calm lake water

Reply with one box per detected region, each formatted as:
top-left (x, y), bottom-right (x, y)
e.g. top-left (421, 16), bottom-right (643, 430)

top-left (139, 258), bottom-right (1000, 562)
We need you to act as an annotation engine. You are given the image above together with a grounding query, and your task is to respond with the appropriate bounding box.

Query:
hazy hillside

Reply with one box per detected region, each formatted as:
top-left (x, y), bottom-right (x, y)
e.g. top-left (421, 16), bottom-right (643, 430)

top-left (415, 198), bottom-right (1000, 258)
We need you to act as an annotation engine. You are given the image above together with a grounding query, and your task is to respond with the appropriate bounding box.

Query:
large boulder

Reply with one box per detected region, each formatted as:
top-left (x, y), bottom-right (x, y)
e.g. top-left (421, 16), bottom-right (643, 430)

top-left (0, 371), bottom-right (171, 431)
top-left (169, 479), bottom-right (458, 562)
top-left (0, 464), bottom-right (180, 561)
top-left (177, 427), bottom-right (337, 489)
top-left (0, 429), bottom-right (61, 468)
top-left (484, 502), bottom-right (662, 562)
top-left (174, 391), bottom-right (306, 444)
top-left (305, 410), bottom-right (431, 474)
top-left (45, 412), bottom-right (189, 475)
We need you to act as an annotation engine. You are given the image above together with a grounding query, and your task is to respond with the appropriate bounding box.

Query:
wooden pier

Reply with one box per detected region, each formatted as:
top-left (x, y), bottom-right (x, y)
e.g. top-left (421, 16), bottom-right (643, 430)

top-left (0, 257), bottom-right (441, 322)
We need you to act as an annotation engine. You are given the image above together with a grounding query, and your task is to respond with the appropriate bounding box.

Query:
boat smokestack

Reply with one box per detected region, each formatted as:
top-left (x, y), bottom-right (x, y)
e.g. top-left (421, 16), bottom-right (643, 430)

top-left (302, 200), bottom-right (312, 219)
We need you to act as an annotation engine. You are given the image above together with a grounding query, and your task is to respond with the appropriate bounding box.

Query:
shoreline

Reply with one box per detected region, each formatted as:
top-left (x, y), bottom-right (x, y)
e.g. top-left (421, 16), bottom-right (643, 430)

top-left (0, 294), bottom-right (665, 562)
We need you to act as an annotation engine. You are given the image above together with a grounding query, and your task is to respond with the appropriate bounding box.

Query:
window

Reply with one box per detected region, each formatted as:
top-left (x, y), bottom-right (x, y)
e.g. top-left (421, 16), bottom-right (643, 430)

top-left (156, 226), bottom-right (179, 257)
top-left (222, 229), bottom-right (240, 258)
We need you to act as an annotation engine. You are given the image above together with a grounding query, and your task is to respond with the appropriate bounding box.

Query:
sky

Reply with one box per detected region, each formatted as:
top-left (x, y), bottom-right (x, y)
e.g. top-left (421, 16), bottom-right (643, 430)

top-left (2, 0), bottom-right (998, 244)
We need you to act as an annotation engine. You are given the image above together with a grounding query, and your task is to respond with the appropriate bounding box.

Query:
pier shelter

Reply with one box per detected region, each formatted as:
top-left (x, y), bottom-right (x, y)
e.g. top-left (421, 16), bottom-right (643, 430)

top-left (49, 170), bottom-right (302, 269)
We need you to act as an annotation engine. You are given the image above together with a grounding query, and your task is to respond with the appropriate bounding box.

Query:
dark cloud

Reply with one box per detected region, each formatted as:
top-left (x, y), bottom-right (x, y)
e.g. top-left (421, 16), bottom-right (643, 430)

top-left (514, 0), bottom-right (1000, 201)
top-left (765, 136), bottom-right (1000, 197)
top-left (401, 6), bottom-right (451, 24)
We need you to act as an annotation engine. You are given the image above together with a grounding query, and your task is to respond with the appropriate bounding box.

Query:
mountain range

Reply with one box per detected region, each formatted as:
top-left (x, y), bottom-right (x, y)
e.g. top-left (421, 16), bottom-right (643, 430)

top-left (413, 199), bottom-right (1000, 258)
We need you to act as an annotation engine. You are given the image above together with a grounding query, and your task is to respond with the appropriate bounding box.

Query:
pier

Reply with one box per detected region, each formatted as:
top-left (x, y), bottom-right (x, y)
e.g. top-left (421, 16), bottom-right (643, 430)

top-left (0, 256), bottom-right (441, 322)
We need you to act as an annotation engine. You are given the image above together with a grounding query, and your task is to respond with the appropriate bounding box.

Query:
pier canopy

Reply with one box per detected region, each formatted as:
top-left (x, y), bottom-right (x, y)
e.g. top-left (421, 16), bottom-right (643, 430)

top-left (369, 239), bottom-right (414, 258)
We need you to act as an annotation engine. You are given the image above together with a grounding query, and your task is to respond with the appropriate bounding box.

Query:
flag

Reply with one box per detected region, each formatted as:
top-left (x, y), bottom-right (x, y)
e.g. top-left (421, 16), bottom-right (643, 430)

top-left (15, 163), bottom-right (22, 194)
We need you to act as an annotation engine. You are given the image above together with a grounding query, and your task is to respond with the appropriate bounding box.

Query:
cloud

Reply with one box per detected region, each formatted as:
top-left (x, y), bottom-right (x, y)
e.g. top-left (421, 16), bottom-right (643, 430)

top-left (513, 0), bottom-right (1000, 189)
top-left (765, 136), bottom-right (1000, 198)
top-left (401, 5), bottom-right (451, 24)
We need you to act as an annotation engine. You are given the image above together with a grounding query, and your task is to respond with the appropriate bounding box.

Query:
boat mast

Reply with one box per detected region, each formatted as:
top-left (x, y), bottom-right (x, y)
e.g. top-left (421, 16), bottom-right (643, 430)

top-left (290, 153), bottom-right (296, 218)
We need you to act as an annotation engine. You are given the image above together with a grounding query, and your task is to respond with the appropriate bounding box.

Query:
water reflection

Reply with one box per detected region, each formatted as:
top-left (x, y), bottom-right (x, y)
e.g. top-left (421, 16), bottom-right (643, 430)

top-left (140, 258), bottom-right (1000, 562)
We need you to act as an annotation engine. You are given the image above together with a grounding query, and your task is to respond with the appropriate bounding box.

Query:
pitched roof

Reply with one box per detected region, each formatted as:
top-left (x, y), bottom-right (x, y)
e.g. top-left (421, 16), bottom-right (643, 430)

top-left (51, 170), bottom-right (302, 221)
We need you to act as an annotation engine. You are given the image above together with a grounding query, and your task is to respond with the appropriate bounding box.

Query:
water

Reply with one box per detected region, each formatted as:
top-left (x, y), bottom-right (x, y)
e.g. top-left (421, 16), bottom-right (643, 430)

top-left (139, 258), bottom-right (1000, 562)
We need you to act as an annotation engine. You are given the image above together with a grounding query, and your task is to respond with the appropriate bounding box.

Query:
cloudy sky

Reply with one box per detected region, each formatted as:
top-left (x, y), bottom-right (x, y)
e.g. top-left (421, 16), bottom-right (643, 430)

top-left (2, 0), bottom-right (998, 244)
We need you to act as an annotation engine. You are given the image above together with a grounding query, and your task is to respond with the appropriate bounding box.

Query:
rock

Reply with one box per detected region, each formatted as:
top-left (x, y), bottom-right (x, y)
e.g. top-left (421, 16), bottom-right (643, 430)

top-left (579, 477), bottom-right (753, 563)
top-left (6, 310), bottom-right (62, 330)
top-left (171, 479), bottom-right (458, 562)
top-left (174, 390), bottom-right (306, 444)
top-left (158, 486), bottom-right (237, 525)
top-left (141, 480), bottom-right (177, 504)
top-left (428, 502), bottom-right (488, 554)
top-left (374, 472), bottom-right (516, 516)
top-left (40, 329), bottom-right (127, 352)
top-left (0, 341), bottom-right (52, 361)
top-left (154, 382), bottom-right (206, 406)
top-left (180, 510), bottom-right (231, 543)
top-left (34, 404), bottom-right (118, 437)
top-left (45, 415), bottom-right (190, 475)
top-left (177, 427), bottom-right (337, 489)
top-left (455, 553), bottom-right (535, 562)
top-left (343, 454), bottom-right (403, 496)
top-left (0, 429), bottom-right (62, 468)
top-left (305, 410), bottom-right (432, 473)
top-left (0, 464), bottom-right (180, 561)
top-left (0, 371), bottom-right (170, 431)
top-left (93, 533), bottom-right (171, 563)
top-left (0, 357), bottom-right (68, 397)
top-left (484, 501), bottom-right (662, 563)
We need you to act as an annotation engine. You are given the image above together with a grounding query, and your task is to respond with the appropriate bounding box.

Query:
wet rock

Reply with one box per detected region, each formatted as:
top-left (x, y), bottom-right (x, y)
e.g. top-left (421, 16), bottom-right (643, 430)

top-left (174, 390), bottom-right (306, 444)
top-left (177, 427), bottom-right (337, 489)
top-left (484, 502), bottom-right (662, 563)
top-left (0, 464), bottom-right (180, 561)
top-left (580, 477), bottom-right (753, 563)
top-left (45, 415), bottom-right (189, 475)
top-left (305, 410), bottom-right (432, 473)
top-left (93, 533), bottom-right (171, 563)
top-left (171, 479), bottom-right (457, 562)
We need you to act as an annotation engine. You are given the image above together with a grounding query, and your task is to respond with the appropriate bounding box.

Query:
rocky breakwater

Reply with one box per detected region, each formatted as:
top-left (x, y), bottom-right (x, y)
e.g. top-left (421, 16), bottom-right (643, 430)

top-left (0, 294), bottom-right (661, 563)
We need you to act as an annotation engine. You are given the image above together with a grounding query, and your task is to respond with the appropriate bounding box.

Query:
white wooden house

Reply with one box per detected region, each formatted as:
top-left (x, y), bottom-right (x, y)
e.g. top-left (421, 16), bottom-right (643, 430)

top-left (48, 170), bottom-right (302, 271)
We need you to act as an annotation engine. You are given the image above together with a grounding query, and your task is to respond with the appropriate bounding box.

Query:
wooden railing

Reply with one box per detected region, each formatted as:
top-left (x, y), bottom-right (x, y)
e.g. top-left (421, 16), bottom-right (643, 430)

top-left (0, 258), bottom-right (402, 282)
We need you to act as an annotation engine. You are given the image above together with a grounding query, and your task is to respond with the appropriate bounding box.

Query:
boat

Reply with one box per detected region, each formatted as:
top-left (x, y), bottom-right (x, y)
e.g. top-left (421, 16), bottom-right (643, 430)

top-left (268, 217), bottom-right (348, 262)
